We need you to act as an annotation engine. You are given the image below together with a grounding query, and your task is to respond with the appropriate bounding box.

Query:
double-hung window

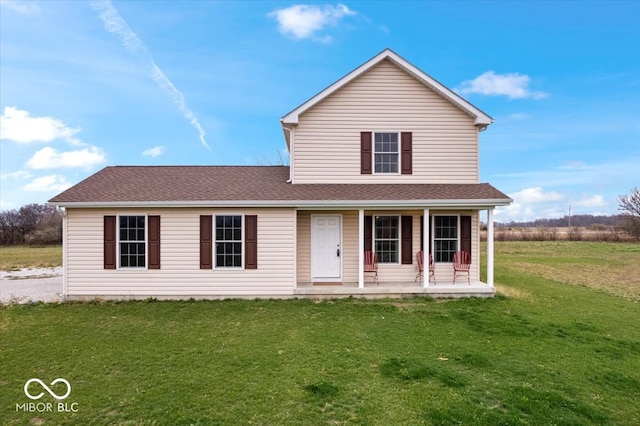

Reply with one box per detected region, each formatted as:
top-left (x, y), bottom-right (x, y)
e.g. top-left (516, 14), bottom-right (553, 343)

top-left (374, 132), bottom-right (399, 173)
top-left (119, 215), bottom-right (146, 268)
top-left (434, 216), bottom-right (458, 262)
top-left (374, 216), bottom-right (399, 263)
top-left (215, 215), bottom-right (242, 268)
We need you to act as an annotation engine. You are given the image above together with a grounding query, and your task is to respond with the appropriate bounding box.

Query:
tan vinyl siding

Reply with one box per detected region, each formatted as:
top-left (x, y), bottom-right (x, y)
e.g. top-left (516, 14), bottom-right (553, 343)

top-left (293, 59), bottom-right (479, 184)
top-left (65, 208), bottom-right (296, 298)
top-left (342, 211), bottom-right (359, 282)
top-left (296, 211), bottom-right (311, 282)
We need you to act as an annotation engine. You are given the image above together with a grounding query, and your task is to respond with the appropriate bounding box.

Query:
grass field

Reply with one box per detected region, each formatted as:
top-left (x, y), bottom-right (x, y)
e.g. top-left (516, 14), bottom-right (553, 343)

top-left (0, 245), bottom-right (62, 271)
top-left (486, 241), bottom-right (640, 301)
top-left (1, 242), bottom-right (639, 425)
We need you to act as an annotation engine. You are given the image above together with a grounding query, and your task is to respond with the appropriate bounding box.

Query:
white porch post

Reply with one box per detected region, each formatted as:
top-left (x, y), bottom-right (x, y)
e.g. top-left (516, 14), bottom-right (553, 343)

top-left (358, 208), bottom-right (364, 289)
top-left (423, 208), bottom-right (430, 288)
top-left (487, 208), bottom-right (495, 287)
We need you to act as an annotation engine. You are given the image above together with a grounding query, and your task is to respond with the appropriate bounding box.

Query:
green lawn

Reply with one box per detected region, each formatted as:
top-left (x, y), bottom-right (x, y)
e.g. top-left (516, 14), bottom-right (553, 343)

top-left (0, 245), bottom-right (62, 271)
top-left (1, 242), bottom-right (639, 425)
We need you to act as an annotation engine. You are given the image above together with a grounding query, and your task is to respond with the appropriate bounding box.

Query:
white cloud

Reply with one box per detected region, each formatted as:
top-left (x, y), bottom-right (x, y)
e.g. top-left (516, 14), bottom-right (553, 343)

top-left (23, 175), bottom-right (72, 192)
top-left (91, 0), bottom-right (210, 150)
top-left (512, 187), bottom-right (563, 203)
top-left (142, 145), bottom-right (166, 157)
top-left (0, 106), bottom-right (81, 144)
top-left (507, 113), bottom-right (530, 121)
top-left (559, 161), bottom-right (588, 170)
top-left (495, 187), bottom-right (564, 222)
top-left (457, 71), bottom-right (548, 99)
top-left (573, 195), bottom-right (607, 208)
top-left (0, 170), bottom-right (31, 180)
top-left (0, 0), bottom-right (40, 14)
top-left (26, 146), bottom-right (106, 170)
top-left (268, 3), bottom-right (356, 42)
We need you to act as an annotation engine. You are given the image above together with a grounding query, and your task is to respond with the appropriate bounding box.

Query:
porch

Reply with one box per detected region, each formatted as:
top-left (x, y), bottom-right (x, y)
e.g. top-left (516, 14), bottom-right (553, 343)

top-left (295, 281), bottom-right (495, 298)
top-left (295, 207), bottom-right (497, 298)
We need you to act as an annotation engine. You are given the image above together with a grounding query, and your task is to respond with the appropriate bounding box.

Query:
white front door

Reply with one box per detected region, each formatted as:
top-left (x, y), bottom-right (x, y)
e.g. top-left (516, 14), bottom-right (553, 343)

top-left (311, 215), bottom-right (342, 281)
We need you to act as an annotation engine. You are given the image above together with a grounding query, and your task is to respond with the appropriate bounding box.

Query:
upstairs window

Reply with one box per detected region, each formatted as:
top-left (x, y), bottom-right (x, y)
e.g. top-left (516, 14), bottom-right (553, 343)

top-left (374, 132), bottom-right (399, 173)
top-left (119, 215), bottom-right (146, 268)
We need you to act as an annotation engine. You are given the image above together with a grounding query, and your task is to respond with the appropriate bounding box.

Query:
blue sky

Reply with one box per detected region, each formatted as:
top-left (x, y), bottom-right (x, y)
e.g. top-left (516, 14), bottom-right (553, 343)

top-left (1, 0), bottom-right (638, 222)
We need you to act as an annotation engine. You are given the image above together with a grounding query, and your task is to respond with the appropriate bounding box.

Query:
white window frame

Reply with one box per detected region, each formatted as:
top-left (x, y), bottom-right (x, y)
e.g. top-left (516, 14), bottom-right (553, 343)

top-left (214, 214), bottom-right (245, 269)
top-left (374, 215), bottom-right (400, 264)
top-left (117, 214), bottom-right (148, 270)
top-left (373, 131), bottom-right (400, 175)
top-left (432, 215), bottom-right (460, 263)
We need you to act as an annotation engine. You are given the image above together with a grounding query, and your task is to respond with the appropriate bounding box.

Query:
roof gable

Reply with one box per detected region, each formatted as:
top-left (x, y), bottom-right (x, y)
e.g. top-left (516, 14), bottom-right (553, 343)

top-left (281, 48), bottom-right (493, 128)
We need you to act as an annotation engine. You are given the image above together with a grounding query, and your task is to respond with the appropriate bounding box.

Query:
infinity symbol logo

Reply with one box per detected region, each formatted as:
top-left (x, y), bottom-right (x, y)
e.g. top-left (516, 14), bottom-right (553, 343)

top-left (24, 378), bottom-right (71, 400)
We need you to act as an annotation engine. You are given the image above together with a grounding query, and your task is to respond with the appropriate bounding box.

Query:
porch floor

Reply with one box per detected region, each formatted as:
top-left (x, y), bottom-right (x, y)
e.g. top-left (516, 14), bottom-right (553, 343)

top-left (294, 281), bottom-right (495, 298)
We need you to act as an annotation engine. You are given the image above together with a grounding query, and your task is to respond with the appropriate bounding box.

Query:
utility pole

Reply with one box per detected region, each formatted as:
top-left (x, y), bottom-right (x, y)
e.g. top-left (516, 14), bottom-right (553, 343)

top-left (568, 204), bottom-right (572, 228)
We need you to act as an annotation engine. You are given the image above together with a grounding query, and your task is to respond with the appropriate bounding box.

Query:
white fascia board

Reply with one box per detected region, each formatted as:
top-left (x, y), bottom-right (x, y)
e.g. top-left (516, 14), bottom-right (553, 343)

top-left (280, 48), bottom-right (493, 126)
top-left (51, 198), bottom-right (512, 209)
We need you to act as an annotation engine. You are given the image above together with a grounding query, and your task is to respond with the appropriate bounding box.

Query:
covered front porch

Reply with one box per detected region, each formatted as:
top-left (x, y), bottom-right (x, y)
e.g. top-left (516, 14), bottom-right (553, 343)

top-left (295, 207), bottom-right (498, 298)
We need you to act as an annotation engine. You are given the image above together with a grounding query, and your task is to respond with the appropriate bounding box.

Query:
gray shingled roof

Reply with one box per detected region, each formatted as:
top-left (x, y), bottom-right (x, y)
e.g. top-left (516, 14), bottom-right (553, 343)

top-left (49, 166), bottom-right (511, 207)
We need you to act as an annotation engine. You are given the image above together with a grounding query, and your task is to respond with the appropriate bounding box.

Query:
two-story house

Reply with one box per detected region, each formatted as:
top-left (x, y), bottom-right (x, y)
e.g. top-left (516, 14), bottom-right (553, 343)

top-left (49, 49), bottom-right (511, 300)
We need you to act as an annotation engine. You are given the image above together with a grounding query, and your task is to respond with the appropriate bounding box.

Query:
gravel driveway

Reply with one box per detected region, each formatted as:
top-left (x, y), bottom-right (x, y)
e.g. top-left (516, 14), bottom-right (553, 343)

top-left (0, 267), bottom-right (63, 304)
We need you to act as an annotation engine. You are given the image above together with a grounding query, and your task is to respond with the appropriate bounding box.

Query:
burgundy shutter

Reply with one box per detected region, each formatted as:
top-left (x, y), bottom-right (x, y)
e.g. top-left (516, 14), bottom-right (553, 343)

top-left (245, 215), bottom-right (258, 270)
top-left (364, 215), bottom-right (373, 251)
top-left (461, 215), bottom-right (472, 255)
top-left (401, 216), bottom-right (413, 264)
top-left (148, 215), bottom-right (160, 269)
top-left (361, 132), bottom-right (372, 174)
top-left (401, 132), bottom-right (412, 174)
top-left (104, 216), bottom-right (116, 269)
top-left (200, 215), bottom-right (212, 269)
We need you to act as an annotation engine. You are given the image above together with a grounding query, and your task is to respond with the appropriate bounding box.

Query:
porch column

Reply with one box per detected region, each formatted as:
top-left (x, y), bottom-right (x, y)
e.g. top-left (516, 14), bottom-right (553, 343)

top-left (358, 208), bottom-right (364, 288)
top-left (487, 208), bottom-right (495, 287)
top-left (423, 208), bottom-right (430, 288)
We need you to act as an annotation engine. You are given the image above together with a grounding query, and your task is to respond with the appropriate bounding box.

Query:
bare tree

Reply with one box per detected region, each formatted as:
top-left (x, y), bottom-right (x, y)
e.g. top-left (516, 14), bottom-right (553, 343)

top-left (255, 148), bottom-right (290, 166)
top-left (0, 210), bottom-right (21, 245)
top-left (0, 203), bottom-right (62, 245)
top-left (619, 187), bottom-right (640, 238)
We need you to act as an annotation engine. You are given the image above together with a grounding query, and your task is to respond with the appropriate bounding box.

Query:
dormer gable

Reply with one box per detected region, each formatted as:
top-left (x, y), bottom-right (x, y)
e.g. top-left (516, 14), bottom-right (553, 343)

top-left (281, 48), bottom-right (492, 148)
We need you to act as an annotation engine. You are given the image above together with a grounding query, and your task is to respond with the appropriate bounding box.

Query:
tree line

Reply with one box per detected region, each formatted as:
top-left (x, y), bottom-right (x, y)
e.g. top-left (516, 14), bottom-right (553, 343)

top-left (496, 187), bottom-right (640, 240)
top-left (496, 214), bottom-right (625, 228)
top-left (0, 203), bottom-right (62, 245)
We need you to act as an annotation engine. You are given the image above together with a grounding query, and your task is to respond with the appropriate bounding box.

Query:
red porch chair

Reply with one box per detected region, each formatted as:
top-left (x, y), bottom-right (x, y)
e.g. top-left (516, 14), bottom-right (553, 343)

top-left (415, 251), bottom-right (436, 284)
top-left (453, 251), bottom-right (471, 284)
top-left (364, 250), bottom-right (378, 285)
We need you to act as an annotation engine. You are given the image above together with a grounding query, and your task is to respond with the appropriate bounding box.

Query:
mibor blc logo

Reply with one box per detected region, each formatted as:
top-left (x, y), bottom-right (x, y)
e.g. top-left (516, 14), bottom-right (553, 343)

top-left (16, 378), bottom-right (78, 413)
